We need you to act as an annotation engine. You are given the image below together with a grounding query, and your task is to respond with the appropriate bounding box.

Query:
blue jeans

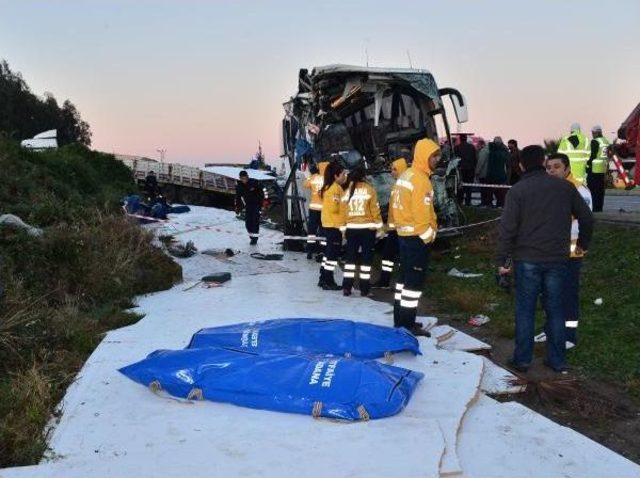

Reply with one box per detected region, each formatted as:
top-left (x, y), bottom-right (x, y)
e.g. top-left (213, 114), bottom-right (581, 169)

top-left (514, 261), bottom-right (568, 369)
top-left (564, 259), bottom-right (582, 345)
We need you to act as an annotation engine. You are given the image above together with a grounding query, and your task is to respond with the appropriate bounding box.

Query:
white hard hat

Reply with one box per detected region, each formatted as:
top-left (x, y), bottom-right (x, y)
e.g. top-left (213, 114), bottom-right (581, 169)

top-left (591, 124), bottom-right (603, 132)
top-left (570, 123), bottom-right (581, 132)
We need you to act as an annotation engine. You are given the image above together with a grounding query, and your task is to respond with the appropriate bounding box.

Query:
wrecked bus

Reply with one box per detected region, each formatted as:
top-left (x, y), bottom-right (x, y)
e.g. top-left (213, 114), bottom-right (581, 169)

top-left (281, 64), bottom-right (469, 246)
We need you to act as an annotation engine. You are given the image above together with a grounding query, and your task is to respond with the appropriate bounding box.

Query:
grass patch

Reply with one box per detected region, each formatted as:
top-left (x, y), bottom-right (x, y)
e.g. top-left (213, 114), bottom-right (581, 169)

top-left (0, 139), bottom-right (182, 466)
top-left (426, 207), bottom-right (640, 401)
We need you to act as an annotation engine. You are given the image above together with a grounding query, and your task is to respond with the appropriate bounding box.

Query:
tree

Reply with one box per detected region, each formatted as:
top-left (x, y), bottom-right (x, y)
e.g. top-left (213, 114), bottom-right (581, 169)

top-left (58, 100), bottom-right (92, 147)
top-left (0, 59), bottom-right (92, 146)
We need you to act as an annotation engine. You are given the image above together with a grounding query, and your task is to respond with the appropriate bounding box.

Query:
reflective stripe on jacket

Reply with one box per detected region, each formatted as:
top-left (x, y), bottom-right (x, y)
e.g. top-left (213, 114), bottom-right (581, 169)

top-left (340, 182), bottom-right (383, 230)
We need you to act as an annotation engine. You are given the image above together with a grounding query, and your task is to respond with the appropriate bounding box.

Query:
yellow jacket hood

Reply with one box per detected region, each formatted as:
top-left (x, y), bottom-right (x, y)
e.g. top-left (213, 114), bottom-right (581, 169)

top-left (413, 139), bottom-right (440, 176)
top-left (391, 158), bottom-right (408, 176)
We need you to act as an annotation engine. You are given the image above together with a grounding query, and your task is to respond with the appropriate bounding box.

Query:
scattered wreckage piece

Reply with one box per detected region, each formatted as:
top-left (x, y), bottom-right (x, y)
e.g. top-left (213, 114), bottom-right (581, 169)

top-left (0, 213), bottom-right (44, 237)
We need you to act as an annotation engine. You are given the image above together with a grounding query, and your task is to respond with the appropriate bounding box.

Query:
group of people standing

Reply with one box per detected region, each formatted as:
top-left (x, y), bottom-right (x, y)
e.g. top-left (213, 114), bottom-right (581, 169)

top-left (302, 139), bottom-right (441, 336)
top-left (455, 123), bottom-right (610, 212)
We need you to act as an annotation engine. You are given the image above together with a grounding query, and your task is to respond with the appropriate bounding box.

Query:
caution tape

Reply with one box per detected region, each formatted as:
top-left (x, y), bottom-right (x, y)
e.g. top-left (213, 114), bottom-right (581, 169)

top-left (461, 182), bottom-right (512, 189)
top-left (282, 218), bottom-right (500, 242)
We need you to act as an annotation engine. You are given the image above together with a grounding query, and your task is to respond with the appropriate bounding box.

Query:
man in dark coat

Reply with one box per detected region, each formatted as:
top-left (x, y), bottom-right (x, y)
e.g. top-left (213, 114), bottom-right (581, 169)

top-left (235, 170), bottom-right (265, 245)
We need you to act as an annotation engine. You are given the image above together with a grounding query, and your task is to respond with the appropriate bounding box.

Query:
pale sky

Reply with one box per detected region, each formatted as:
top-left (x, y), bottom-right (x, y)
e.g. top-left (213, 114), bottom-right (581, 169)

top-left (1, 0), bottom-right (639, 166)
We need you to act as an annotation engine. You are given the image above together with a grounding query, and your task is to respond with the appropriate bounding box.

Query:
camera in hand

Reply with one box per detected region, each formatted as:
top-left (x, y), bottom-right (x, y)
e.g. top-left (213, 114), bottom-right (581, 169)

top-left (496, 258), bottom-right (512, 293)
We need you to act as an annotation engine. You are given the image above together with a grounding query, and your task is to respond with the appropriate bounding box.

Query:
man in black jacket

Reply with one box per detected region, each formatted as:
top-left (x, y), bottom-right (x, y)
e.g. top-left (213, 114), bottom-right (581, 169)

top-left (455, 134), bottom-right (477, 206)
top-left (496, 145), bottom-right (593, 373)
top-left (235, 171), bottom-right (265, 245)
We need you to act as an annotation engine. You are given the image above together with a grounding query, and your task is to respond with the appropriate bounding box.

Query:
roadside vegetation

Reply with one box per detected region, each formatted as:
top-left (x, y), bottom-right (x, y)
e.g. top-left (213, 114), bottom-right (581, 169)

top-left (0, 139), bottom-right (181, 466)
top-left (427, 207), bottom-right (640, 402)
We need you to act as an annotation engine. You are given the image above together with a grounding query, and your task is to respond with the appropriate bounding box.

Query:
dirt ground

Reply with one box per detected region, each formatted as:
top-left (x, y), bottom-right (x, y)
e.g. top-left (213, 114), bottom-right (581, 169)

top-left (369, 287), bottom-right (640, 465)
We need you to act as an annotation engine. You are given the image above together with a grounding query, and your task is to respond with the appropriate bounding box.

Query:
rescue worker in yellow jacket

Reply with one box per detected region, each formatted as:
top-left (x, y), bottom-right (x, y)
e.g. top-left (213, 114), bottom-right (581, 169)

top-left (557, 123), bottom-right (590, 184)
top-left (339, 167), bottom-right (383, 297)
top-left (303, 161), bottom-right (328, 260)
top-left (545, 153), bottom-right (592, 348)
top-left (390, 139), bottom-right (440, 336)
top-left (376, 156), bottom-right (409, 289)
top-left (319, 162), bottom-right (348, 290)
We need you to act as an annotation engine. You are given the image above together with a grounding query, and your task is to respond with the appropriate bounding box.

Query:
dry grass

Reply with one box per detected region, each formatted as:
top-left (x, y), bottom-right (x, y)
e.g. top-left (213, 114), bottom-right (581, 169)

top-left (0, 215), bottom-right (181, 466)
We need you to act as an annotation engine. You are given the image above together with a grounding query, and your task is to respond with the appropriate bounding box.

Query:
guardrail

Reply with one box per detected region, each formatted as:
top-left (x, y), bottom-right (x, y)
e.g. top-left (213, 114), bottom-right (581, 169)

top-left (119, 158), bottom-right (237, 194)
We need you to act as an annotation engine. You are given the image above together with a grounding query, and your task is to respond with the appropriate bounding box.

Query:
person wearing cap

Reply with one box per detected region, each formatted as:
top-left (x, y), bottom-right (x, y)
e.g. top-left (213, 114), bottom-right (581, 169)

top-left (235, 170), bottom-right (265, 245)
top-left (545, 153), bottom-right (593, 348)
top-left (375, 155), bottom-right (409, 289)
top-left (587, 125), bottom-right (610, 212)
top-left (557, 123), bottom-right (591, 184)
top-left (389, 139), bottom-right (440, 336)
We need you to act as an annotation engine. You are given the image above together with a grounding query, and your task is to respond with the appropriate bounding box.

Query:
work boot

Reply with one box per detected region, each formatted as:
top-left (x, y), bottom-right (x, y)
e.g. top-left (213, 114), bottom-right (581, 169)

top-left (315, 253), bottom-right (323, 263)
top-left (343, 288), bottom-right (352, 297)
top-left (317, 268), bottom-right (326, 288)
top-left (250, 237), bottom-right (258, 245)
top-left (372, 272), bottom-right (391, 289)
top-left (360, 284), bottom-right (371, 297)
top-left (393, 301), bottom-right (401, 328)
top-left (322, 281), bottom-right (342, 291)
top-left (407, 324), bottom-right (431, 337)
top-left (307, 251), bottom-right (314, 260)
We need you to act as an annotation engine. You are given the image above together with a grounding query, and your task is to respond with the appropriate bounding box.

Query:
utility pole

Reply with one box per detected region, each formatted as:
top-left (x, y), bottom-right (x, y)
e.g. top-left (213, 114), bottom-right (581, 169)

top-left (156, 148), bottom-right (166, 164)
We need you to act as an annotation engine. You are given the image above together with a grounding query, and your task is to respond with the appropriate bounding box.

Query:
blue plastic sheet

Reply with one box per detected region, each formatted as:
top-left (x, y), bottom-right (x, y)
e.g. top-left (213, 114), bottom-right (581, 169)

top-left (119, 347), bottom-right (423, 420)
top-left (187, 318), bottom-right (421, 359)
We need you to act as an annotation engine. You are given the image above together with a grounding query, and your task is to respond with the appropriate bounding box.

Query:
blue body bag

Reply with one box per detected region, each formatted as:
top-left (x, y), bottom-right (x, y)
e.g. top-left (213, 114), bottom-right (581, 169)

top-left (119, 347), bottom-right (423, 420)
top-left (187, 318), bottom-right (421, 359)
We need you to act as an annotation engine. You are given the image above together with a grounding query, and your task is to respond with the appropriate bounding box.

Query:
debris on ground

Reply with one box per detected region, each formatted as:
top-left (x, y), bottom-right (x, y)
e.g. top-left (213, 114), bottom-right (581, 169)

top-left (468, 314), bottom-right (491, 327)
top-left (447, 267), bottom-right (483, 278)
top-left (0, 213), bottom-right (43, 237)
top-left (167, 240), bottom-right (197, 258)
top-left (594, 297), bottom-right (604, 305)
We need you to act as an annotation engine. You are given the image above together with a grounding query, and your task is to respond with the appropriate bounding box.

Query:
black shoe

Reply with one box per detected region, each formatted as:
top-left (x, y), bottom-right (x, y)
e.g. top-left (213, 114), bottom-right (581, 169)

top-left (343, 288), bottom-right (352, 296)
top-left (360, 289), bottom-right (371, 297)
top-left (507, 359), bottom-right (530, 373)
top-left (306, 252), bottom-right (313, 260)
top-left (315, 253), bottom-right (323, 263)
top-left (407, 324), bottom-right (431, 337)
top-left (322, 282), bottom-right (342, 291)
top-left (371, 281), bottom-right (390, 289)
top-left (543, 360), bottom-right (569, 374)
top-left (250, 237), bottom-right (258, 245)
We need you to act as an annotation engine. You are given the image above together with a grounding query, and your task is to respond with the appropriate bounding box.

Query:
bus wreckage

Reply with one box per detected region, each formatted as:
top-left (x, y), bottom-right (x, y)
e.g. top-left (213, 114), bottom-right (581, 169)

top-left (281, 64), bottom-right (469, 247)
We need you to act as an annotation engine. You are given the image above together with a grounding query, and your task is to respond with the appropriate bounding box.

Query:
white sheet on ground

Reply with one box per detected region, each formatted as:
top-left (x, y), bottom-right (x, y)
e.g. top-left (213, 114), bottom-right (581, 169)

top-left (1, 206), bottom-right (638, 478)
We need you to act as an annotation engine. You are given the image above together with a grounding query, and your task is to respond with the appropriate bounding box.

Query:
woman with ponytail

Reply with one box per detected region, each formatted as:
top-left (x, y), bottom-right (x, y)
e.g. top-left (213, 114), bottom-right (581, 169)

top-left (339, 167), bottom-right (382, 297)
top-left (318, 162), bottom-right (348, 290)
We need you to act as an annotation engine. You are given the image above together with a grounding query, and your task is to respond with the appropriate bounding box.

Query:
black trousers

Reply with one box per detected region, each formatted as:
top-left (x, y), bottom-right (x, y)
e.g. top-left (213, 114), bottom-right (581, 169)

top-left (394, 236), bottom-right (430, 328)
top-left (342, 228), bottom-right (376, 294)
top-left (457, 169), bottom-right (475, 206)
top-left (321, 227), bottom-right (342, 284)
top-left (245, 206), bottom-right (260, 238)
top-left (380, 230), bottom-right (399, 285)
top-left (587, 173), bottom-right (605, 212)
top-left (306, 209), bottom-right (324, 254)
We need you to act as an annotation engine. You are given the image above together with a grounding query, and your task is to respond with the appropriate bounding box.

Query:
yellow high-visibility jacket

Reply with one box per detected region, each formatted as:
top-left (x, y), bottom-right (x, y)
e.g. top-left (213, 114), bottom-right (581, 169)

top-left (304, 174), bottom-right (324, 210)
top-left (321, 182), bottom-right (345, 229)
top-left (340, 181), bottom-right (383, 230)
top-left (390, 139), bottom-right (439, 244)
top-left (567, 173), bottom-right (593, 258)
top-left (387, 158), bottom-right (409, 230)
top-left (304, 162), bottom-right (328, 210)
